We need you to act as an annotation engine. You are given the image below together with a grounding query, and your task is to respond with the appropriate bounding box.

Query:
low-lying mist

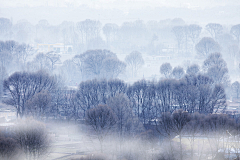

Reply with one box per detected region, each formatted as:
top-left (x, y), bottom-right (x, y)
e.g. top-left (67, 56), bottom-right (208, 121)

top-left (1, 111), bottom-right (240, 160)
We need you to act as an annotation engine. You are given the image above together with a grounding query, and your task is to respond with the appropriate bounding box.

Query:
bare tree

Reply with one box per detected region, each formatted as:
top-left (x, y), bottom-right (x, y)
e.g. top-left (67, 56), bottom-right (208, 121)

top-left (228, 44), bottom-right (240, 61)
top-left (156, 74), bottom-right (226, 114)
top-left (76, 79), bottom-right (127, 118)
top-left (172, 66), bottom-right (184, 80)
top-left (188, 24), bottom-right (202, 47)
top-left (155, 112), bottom-right (177, 159)
top-left (203, 114), bottom-right (235, 160)
top-left (59, 59), bottom-right (79, 85)
top-left (205, 23), bottom-right (223, 40)
top-left (85, 105), bottom-right (117, 152)
top-left (76, 79), bottom-right (103, 117)
top-left (25, 90), bottom-right (52, 119)
top-left (230, 24), bottom-right (240, 45)
top-left (186, 64), bottom-right (200, 75)
top-left (102, 23), bottom-right (119, 47)
top-left (172, 26), bottom-right (185, 54)
top-left (79, 49), bottom-right (123, 79)
top-left (45, 52), bottom-right (61, 71)
top-left (27, 53), bottom-right (51, 72)
top-left (155, 79), bottom-right (176, 113)
top-left (195, 37), bottom-right (221, 58)
top-left (72, 54), bottom-right (84, 80)
top-left (125, 51), bottom-right (144, 77)
top-left (0, 18), bottom-right (12, 40)
top-left (160, 63), bottom-right (172, 78)
top-left (203, 53), bottom-right (229, 85)
top-left (4, 40), bottom-right (18, 56)
top-left (231, 81), bottom-right (240, 99)
top-left (0, 66), bottom-right (7, 100)
top-left (185, 113), bottom-right (205, 160)
top-left (35, 19), bottom-right (50, 43)
top-left (127, 79), bottom-right (148, 120)
top-left (59, 21), bottom-right (75, 51)
top-left (171, 110), bottom-right (191, 160)
top-left (76, 19), bottom-right (101, 46)
top-left (0, 49), bottom-right (12, 71)
top-left (61, 89), bottom-right (79, 122)
top-left (15, 43), bottom-right (34, 67)
top-left (117, 20), bottom-right (149, 51)
top-left (107, 79), bottom-right (127, 97)
top-left (4, 71), bottom-right (56, 118)
top-left (107, 93), bottom-right (132, 137)
top-left (102, 57), bottom-right (126, 79)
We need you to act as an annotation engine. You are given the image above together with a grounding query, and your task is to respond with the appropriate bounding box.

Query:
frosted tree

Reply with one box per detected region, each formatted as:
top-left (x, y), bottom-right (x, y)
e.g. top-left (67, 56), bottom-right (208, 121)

top-left (125, 51), bottom-right (144, 77)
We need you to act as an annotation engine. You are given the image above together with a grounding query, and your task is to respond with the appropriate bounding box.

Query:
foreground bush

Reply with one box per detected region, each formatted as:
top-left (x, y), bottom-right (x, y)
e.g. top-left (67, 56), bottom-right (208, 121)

top-left (14, 118), bottom-right (50, 160)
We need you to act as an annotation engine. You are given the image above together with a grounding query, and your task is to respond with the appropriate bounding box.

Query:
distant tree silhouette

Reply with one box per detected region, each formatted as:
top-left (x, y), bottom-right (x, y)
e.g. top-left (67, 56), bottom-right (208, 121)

top-left (172, 66), bottom-right (184, 79)
top-left (205, 23), bottom-right (223, 40)
top-left (231, 81), bottom-right (240, 99)
top-left (160, 63), bottom-right (172, 78)
top-left (231, 24), bottom-right (240, 45)
top-left (125, 51), bottom-right (144, 77)
top-left (195, 37), bottom-right (220, 58)
top-left (86, 105), bottom-right (117, 152)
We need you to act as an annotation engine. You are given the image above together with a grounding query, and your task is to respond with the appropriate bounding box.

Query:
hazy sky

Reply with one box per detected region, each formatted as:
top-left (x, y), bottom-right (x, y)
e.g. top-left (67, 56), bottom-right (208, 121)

top-left (1, 0), bottom-right (240, 25)
top-left (1, 0), bottom-right (238, 9)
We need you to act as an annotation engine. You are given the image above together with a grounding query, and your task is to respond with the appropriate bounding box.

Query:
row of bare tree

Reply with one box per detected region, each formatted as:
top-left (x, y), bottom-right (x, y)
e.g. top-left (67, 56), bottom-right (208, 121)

top-left (1, 17), bottom-right (240, 56)
top-left (3, 70), bottom-right (226, 122)
top-left (84, 104), bottom-right (240, 160)
top-left (0, 39), bottom-right (145, 86)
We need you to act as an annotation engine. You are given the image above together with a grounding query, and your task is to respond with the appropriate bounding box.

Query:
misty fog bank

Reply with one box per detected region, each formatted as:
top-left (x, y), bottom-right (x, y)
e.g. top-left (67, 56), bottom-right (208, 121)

top-left (1, 5), bottom-right (240, 26)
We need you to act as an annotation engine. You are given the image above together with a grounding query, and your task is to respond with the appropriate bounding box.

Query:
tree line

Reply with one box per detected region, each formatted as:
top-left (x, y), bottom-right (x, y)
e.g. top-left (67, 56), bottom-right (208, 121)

top-left (2, 75), bottom-right (238, 159)
top-left (1, 17), bottom-right (240, 57)
top-left (3, 70), bottom-right (226, 122)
